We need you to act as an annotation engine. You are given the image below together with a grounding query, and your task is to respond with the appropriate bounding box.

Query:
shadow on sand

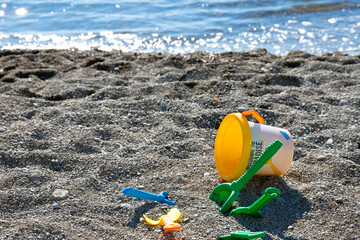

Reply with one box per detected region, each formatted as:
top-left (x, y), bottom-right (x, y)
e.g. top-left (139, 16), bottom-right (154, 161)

top-left (127, 203), bottom-right (177, 240)
top-left (227, 176), bottom-right (311, 240)
top-left (127, 202), bottom-right (158, 228)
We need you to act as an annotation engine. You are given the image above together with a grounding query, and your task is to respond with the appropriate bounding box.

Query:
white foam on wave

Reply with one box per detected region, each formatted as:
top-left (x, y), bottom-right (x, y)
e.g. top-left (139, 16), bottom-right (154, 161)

top-left (15, 8), bottom-right (28, 16)
top-left (1, 17), bottom-right (360, 55)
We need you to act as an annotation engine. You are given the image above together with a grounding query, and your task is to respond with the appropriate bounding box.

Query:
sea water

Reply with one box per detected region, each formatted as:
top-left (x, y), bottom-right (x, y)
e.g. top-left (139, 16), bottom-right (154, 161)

top-left (0, 0), bottom-right (360, 55)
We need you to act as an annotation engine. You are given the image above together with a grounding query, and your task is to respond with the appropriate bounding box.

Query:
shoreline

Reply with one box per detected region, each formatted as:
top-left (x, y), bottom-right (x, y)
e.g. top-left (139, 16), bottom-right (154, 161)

top-left (0, 49), bottom-right (359, 239)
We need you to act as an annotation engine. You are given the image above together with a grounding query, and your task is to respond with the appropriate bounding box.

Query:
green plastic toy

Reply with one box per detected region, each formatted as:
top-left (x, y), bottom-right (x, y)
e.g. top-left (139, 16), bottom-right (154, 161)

top-left (230, 187), bottom-right (280, 217)
top-left (219, 231), bottom-right (265, 239)
top-left (209, 140), bottom-right (283, 213)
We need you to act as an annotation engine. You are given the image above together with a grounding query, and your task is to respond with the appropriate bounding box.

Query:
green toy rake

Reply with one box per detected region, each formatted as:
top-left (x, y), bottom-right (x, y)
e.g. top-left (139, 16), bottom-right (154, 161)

top-left (209, 139), bottom-right (283, 213)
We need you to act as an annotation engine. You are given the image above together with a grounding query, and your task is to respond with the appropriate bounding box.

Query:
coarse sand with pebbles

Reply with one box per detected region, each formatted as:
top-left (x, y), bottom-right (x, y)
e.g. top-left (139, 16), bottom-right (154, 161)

top-left (0, 49), bottom-right (359, 240)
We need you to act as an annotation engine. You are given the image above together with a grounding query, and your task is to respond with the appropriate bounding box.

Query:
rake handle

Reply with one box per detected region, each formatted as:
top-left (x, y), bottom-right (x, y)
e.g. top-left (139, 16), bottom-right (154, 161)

top-left (231, 140), bottom-right (283, 191)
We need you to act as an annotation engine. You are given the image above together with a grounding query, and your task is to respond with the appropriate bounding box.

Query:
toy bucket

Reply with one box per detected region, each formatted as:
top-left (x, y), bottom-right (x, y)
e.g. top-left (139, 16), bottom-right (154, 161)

top-left (214, 110), bottom-right (294, 182)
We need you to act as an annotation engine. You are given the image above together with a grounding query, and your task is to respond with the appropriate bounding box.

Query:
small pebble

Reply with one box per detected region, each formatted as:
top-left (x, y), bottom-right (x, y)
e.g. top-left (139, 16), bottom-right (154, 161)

top-left (29, 174), bottom-right (40, 181)
top-left (190, 146), bottom-right (196, 152)
top-left (335, 198), bottom-right (343, 204)
top-left (52, 189), bottom-right (69, 200)
top-left (160, 101), bottom-right (167, 111)
top-left (317, 155), bottom-right (326, 160)
top-left (51, 203), bottom-right (59, 209)
top-left (62, 89), bottom-right (71, 97)
top-left (120, 203), bottom-right (131, 208)
top-left (288, 225), bottom-right (294, 230)
top-left (326, 138), bottom-right (333, 145)
top-left (176, 177), bottom-right (182, 182)
top-left (37, 131), bottom-right (47, 139)
top-left (137, 185), bottom-right (145, 190)
top-left (238, 107), bottom-right (247, 112)
top-left (154, 229), bottom-right (161, 233)
top-left (274, 112), bottom-right (280, 117)
top-left (288, 117), bottom-right (294, 123)
top-left (160, 204), bottom-right (168, 209)
top-left (339, 99), bottom-right (347, 105)
top-left (203, 172), bottom-right (210, 177)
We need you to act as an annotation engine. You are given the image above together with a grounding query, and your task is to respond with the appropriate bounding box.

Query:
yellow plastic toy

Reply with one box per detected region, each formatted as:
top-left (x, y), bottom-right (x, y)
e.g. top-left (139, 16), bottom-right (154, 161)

top-left (214, 111), bottom-right (253, 182)
top-left (214, 110), bottom-right (294, 182)
top-left (143, 208), bottom-right (182, 231)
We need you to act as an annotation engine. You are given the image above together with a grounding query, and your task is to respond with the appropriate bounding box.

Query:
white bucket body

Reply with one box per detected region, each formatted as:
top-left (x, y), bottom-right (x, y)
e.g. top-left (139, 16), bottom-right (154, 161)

top-left (247, 122), bottom-right (294, 175)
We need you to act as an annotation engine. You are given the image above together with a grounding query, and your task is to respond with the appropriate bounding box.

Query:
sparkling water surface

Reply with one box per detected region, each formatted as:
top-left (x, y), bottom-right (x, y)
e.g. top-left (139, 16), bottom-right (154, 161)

top-left (0, 0), bottom-right (360, 55)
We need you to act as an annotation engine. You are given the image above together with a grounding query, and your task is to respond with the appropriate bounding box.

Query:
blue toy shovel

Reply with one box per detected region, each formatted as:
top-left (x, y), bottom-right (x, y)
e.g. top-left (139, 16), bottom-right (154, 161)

top-left (122, 187), bottom-right (176, 206)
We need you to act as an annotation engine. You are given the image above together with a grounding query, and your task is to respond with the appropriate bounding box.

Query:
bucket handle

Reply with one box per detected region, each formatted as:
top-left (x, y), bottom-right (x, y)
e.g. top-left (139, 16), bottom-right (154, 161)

top-left (241, 110), bottom-right (264, 124)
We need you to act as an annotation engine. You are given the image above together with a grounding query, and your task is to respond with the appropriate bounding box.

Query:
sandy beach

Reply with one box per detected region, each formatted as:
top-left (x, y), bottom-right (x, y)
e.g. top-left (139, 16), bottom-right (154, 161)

top-left (0, 49), bottom-right (359, 239)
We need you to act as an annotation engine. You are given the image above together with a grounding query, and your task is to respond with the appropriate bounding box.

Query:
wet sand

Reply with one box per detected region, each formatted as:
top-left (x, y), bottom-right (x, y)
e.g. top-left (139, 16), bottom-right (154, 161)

top-left (0, 49), bottom-right (359, 239)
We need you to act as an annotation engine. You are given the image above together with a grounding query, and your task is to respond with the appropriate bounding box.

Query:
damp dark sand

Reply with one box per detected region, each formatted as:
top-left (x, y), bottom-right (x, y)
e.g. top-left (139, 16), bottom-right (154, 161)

top-left (0, 49), bottom-right (359, 239)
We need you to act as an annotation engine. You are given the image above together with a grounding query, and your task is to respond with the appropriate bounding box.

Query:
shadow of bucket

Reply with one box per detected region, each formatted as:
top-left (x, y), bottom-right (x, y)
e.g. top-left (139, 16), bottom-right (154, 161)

top-left (214, 110), bottom-right (294, 182)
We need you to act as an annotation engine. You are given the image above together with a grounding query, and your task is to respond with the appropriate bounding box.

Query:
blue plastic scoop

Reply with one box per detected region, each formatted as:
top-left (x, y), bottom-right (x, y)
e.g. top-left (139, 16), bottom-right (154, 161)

top-left (122, 187), bottom-right (176, 205)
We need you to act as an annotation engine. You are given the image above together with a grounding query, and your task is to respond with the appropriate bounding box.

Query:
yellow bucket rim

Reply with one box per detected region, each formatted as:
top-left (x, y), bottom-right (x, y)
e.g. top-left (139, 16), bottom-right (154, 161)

top-left (214, 113), bottom-right (251, 182)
